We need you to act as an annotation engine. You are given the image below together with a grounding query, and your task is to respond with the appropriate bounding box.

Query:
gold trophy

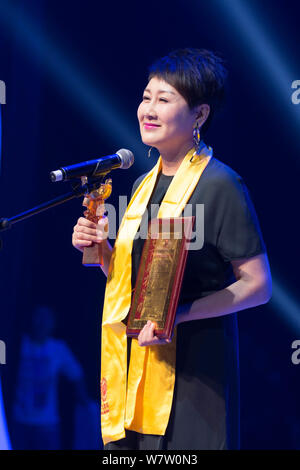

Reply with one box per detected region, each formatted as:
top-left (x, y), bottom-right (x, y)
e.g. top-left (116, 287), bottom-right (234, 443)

top-left (82, 177), bottom-right (112, 266)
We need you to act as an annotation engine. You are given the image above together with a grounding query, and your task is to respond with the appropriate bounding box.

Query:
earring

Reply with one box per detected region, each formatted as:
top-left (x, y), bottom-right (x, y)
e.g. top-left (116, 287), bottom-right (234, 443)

top-left (148, 147), bottom-right (153, 158)
top-left (193, 121), bottom-right (201, 152)
top-left (190, 122), bottom-right (201, 162)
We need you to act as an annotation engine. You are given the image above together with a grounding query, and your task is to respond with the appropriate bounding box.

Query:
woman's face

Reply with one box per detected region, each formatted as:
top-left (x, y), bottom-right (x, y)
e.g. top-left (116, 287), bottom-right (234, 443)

top-left (137, 77), bottom-right (198, 154)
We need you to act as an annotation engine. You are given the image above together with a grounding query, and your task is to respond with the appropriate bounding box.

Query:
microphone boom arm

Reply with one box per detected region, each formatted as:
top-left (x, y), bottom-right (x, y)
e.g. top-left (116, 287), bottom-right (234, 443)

top-left (0, 175), bottom-right (108, 234)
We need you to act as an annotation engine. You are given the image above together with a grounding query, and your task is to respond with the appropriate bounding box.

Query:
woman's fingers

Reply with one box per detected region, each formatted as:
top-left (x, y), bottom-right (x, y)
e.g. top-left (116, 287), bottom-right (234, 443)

top-left (138, 321), bottom-right (171, 346)
top-left (72, 229), bottom-right (98, 243)
top-left (77, 216), bottom-right (97, 228)
top-left (138, 321), bottom-right (154, 344)
top-left (72, 216), bottom-right (109, 251)
top-left (74, 224), bottom-right (97, 236)
top-left (73, 239), bottom-right (93, 246)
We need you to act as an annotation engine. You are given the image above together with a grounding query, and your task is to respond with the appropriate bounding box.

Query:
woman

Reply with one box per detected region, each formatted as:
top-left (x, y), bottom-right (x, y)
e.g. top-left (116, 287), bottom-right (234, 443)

top-left (72, 49), bottom-right (272, 450)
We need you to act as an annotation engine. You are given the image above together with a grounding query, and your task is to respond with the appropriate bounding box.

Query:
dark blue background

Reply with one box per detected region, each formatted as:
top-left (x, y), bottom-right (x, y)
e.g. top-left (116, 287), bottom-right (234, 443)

top-left (0, 0), bottom-right (299, 449)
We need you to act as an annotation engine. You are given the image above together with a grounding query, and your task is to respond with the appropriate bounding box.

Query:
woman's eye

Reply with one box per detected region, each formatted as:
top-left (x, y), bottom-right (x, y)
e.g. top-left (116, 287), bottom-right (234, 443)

top-left (159, 98), bottom-right (168, 103)
top-left (143, 96), bottom-right (150, 101)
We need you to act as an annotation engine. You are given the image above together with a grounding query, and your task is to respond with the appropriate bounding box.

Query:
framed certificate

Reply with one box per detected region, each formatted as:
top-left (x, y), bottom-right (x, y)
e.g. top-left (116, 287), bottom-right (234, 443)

top-left (126, 216), bottom-right (195, 340)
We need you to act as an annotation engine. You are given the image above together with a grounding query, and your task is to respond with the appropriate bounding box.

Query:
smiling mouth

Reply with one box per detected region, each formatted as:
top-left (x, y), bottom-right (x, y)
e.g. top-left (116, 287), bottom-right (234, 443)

top-left (143, 123), bottom-right (160, 129)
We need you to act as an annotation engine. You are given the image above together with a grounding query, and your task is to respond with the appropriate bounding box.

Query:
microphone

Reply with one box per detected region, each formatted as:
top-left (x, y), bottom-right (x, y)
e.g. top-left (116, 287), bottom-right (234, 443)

top-left (50, 148), bottom-right (134, 182)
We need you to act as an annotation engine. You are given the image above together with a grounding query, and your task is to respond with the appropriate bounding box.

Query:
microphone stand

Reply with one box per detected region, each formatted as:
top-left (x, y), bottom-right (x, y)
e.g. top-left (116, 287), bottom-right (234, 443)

top-left (0, 175), bottom-right (107, 249)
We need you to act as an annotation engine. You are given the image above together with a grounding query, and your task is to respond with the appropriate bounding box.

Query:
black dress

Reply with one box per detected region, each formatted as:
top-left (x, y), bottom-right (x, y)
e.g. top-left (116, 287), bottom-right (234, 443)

top-left (104, 156), bottom-right (266, 450)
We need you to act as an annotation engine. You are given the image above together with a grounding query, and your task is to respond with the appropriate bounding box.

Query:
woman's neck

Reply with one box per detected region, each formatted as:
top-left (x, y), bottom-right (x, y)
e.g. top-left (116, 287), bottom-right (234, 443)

top-left (159, 141), bottom-right (194, 175)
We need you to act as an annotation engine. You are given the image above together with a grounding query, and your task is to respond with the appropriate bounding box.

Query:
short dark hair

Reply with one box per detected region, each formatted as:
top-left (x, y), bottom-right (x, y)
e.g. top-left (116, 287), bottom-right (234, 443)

top-left (148, 48), bottom-right (228, 135)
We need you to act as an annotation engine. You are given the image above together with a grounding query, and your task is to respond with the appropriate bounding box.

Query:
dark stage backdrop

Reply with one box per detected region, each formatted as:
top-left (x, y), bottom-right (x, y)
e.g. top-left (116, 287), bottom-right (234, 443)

top-left (0, 0), bottom-right (299, 449)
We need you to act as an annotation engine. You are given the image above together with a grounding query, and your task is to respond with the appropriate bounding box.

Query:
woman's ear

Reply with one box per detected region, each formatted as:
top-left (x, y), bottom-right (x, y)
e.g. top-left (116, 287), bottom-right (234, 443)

top-left (196, 104), bottom-right (210, 124)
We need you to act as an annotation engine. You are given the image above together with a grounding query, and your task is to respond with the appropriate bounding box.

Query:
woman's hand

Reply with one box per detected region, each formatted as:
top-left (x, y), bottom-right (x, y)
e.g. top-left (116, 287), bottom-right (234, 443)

top-left (138, 304), bottom-right (192, 347)
top-left (72, 216), bottom-right (108, 253)
top-left (138, 321), bottom-right (171, 347)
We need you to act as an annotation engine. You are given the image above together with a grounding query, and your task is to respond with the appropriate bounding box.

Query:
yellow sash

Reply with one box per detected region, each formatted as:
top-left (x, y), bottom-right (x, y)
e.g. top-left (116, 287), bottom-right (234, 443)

top-left (100, 145), bottom-right (212, 445)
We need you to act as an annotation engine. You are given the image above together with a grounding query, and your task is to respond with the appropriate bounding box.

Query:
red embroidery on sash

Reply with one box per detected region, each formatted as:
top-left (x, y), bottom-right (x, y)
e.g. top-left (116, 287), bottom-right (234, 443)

top-left (101, 377), bottom-right (109, 415)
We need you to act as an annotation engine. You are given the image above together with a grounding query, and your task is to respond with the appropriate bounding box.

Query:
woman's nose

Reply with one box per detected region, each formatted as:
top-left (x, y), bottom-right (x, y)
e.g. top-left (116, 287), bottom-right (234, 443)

top-left (144, 101), bottom-right (157, 119)
top-left (144, 104), bottom-right (157, 120)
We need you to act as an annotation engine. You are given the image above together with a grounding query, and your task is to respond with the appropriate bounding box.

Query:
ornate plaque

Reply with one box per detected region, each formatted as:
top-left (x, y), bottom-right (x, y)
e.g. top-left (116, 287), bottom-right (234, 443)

top-left (126, 216), bottom-right (194, 340)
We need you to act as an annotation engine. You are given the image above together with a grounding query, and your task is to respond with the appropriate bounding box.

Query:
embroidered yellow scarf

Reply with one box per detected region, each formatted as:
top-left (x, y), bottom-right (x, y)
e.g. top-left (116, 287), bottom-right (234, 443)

top-left (100, 145), bottom-right (212, 445)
